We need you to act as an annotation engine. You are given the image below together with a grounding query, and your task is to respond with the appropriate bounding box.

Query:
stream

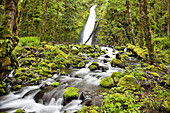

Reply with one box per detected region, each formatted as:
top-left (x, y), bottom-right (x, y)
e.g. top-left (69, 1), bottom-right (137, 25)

top-left (0, 47), bottom-right (124, 113)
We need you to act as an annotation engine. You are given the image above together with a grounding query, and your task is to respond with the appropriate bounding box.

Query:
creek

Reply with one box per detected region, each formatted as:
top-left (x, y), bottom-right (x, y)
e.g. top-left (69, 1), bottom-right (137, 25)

top-left (0, 46), bottom-right (125, 113)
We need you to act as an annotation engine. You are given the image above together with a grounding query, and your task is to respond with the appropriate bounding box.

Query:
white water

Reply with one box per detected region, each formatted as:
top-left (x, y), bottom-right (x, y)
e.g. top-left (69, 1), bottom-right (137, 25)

top-left (0, 46), bottom-right (125, 113)
top-left (81, 5), bottom-right (96, 45)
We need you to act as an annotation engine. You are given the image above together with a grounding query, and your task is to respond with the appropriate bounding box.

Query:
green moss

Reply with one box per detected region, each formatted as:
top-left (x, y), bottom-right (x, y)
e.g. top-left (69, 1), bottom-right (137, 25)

top-left (71, 49), bottom-right (79, 55)
top-left (0, 88), bottom-right (5, 94)
top-left (78, 106), bottom-right (89, 113)
top-left (16, 85), bottom-right (21, 89)
top-left (2, 57), bottom-right (11, 67)
top-left (92, 62), bottom-right (99, 66)
top-left (111, 72), bottom-right (124, 84)
top-left (100, 76), bottom-right (114, 88)
top-left (15, 109), bottom-right (24, 113)
top-left (61, 71), bottom-right (66, 75)
top-left (110, 58), bottom-right (122, 67)
top-left (48, 74), bottom-right (53, 78)
top-left (100, 50), bottom-right (106, 55)
top-left (89, 65), bottom-right (97, 71)
top-left (159, 64), bottom-right (167, 70)
top-left (89, 110), bottom-right (98, 113)
top-left (53, 81), bottom-right (59, 87)
top-left (151, 72), bottom-right (160, 77)
top-left (77, 62), bottom-right (85, 68)
top-left (118, 75), bottom-right (140, 90)
top-left (64, 87), bottom-right (79, 99)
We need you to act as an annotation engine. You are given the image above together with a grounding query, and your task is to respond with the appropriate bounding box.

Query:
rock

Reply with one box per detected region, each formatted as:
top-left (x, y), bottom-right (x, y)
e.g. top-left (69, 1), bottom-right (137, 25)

top-left (100, 76), bottom-right (114, 88)
top-left (53, 81), bottom-right (59, 87)
top-left (110, 58), bottom-right (124, 68)
top-left (89, 65), bottom-right (97, 71)
top-left (77, 62), bottom-right (85, 68)
top-left (64, 87), bottom-right (79, 100)
top-left (111, 72), bottom-right (124, 84)
top-left (118, 75), bottom-right (140, 90)
top-left (104, 55), bottom-right (110, 58)
top-left (99, 66), bottom-right (109, 72)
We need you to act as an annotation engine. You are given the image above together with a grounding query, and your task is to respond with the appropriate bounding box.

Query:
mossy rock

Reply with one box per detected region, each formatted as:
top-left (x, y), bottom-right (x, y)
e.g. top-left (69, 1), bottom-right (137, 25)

top-left (78, 106), bottom-right (89, 113)
top-left (89, 110), bottom-right (98, 113)
top-left (151, 72), bottom-right (160, 77)
top-left (94, 45), bottom-right (100, 51)
top-left (77, 62), bottom-right (85, 68)
top-left (92, 62), bottom-right (99, 67)
top-left (15, 109), bottom-right (24, 113)
top-left (100, 50), bottom-right (106, 55)
top-left (111, 72), bottom-right (124, 84)
top-left (0, 88), bottom-right (6, 94)
top-left (118, 75), bottom-right (140, 90)
top-left (100, 76), bottom-right (114, 88)
top-left (64, 87), bottom-right (79, 99)
top-left (110, 58), bottom-right (122, 67)
top-left (61, 71), bottom-right (66, 75)
top-left (89, 65), bottom-right (97, 71)
top-left (71, 49), bottom-right (79, 55)
top-left (53, 82), bottom-right (59, 87)
top-left (159, 64), bottom-right (167, 70)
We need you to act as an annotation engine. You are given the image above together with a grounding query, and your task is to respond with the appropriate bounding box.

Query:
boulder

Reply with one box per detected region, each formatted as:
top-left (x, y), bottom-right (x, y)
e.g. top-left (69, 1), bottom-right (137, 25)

top-left (64, 87), bottom-right (79, 100)
top-left (100, 76), bottom-right (114, 88)
top-left (118, 75), bottom-right (140, 90)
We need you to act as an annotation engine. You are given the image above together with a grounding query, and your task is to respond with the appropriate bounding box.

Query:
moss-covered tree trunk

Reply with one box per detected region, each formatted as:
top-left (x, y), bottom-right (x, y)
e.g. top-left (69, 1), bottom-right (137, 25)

top-left (126, 0), bottom-right (136, 45)
top-left (0, 0), bottom-right (19, 82)
top-left (40, 0), bottom-right (49, 42)
top-left (17, 0), bottom-right (27, 36)
top-left (143, 0), bottom-right (155, 63)
top-left (52, 0), bottom-right (60, 41)
top-left (139, 0), bottom-right (144, 48)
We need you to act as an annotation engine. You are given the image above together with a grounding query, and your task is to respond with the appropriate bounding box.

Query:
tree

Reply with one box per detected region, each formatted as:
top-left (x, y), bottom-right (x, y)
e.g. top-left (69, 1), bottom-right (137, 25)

top-left (126, 0), bottom-right (136, 45)
top-left (143, 0), bottom-right (155, 63)
top-left (0, 0), bottom-right (19, 81)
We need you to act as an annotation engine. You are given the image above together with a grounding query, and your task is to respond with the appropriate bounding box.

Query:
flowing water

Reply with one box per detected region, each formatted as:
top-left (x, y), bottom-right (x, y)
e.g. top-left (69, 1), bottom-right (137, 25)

top-left (0, 47), bottom-right (124, 113)
top-left (0, 5), bottom-right (125, 113)
top-left (80, 5), bottom-right (96, 45)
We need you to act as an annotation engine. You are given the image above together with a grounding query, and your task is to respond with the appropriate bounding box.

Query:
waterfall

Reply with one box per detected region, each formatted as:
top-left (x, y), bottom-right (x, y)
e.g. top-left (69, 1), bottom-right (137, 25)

top-left (80, 5), bottom-right (96, 45)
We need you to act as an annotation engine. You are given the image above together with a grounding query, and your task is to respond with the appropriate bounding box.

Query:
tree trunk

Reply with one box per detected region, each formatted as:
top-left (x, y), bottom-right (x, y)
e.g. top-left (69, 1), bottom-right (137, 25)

top-left (0, 0), bottom-right (19, 82)
top-left (126, 0), bottom-right (136, 45)
top-left (143, 0), bottom-right (155, 63)
top-left (17, 0), bottom-right (27, 36)
top-left (168, 0), bottom-right (170, 38)
top-left (139, 0), bottom-right (144, 47)
top-left (5, 0), bottom-right (18, 34)
top-left (52, 0), bottom-right (60, 41)
top-left (40, 0), bottom-right (49, 42)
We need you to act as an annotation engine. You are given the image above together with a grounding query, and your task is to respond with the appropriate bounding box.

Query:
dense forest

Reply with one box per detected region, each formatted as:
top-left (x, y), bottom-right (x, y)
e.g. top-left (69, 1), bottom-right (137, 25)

top-left (0, 0), bottom-right (169, 113)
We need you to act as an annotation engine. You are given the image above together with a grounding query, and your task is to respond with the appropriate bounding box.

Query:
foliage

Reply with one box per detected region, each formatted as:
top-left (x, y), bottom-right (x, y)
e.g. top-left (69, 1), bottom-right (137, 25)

top-left (18, 37), bottom-right (40, 47)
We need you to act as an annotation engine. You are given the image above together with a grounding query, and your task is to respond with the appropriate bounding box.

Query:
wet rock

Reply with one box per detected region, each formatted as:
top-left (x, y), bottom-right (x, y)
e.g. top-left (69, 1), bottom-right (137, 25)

top-left (40, 83), bottom-right (48, 89)
top-left (100, 76), bottom-right (114, 88)
top-left (99, 65), bottom-right (109, 72)
top-left (103, 59), bottom-right (108, 63)
top-left (118, 75), bottom-right (140, 90)
top-left (104, 55), bottom-right (110, 58)
top-left (64, 87), bottom-right (79, 100)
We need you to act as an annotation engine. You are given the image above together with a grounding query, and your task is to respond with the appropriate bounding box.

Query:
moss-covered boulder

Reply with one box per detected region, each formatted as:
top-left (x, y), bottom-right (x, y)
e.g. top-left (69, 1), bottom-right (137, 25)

top-left (64, 87), bottom-right (79, 99)
top-left (111, 72), bottom-right (124, 84)
top-left (100, 76), bottom-right (114, 88)
top-left (110, 58), bottom-right (122, 67)
top-left (118, 75), bottom-right (140, 90)
top-left (77, 62), bottom-right (85, 68)
top-left (15, 109), bottom-right (24, 113)
top-left (71, 49), bottom-right (79, 55)
top-left (53, 81), bottom-right (59, 87)
top-left (89, 65), bottom-right (97, 71)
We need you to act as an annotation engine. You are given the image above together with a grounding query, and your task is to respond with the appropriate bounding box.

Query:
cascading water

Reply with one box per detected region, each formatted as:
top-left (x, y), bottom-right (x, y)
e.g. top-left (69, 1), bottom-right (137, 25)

top-left (0, 46), bottom-right (124, 113)
top-left (80, 5), bottom-right (96, 45)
